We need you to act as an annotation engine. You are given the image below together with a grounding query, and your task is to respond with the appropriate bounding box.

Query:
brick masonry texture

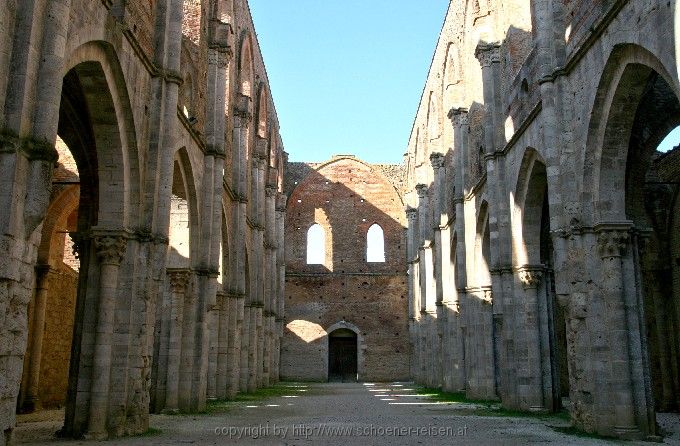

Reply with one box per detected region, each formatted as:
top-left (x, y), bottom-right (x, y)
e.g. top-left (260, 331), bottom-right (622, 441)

top-left (281, 156), bottom-right (410, 382)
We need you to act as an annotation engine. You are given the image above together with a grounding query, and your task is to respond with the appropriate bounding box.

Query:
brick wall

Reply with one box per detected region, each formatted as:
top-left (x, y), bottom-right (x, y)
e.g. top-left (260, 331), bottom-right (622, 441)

top-left (281, 156), bottom-right (410, 382)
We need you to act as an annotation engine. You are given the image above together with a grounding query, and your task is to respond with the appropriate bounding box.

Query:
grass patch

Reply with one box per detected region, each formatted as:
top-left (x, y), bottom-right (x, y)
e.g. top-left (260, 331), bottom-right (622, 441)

top-left (413, 387), bottom-right (492, 405)
top-left (205, 382), bottom-right (314, 414)
top-left (414, 386), bottom-right (571, 423)
top-left (471, 406), bottom-right (571, 422)
top-left (131, 427), bottom-right (162, 437)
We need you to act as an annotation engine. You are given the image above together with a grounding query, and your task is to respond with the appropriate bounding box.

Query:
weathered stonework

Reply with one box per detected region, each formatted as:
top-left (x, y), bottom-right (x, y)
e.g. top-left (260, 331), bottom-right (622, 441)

top-left (405, 0), bottom-right (680, 440)
top-left (0, 0), bottom-right (285, 443)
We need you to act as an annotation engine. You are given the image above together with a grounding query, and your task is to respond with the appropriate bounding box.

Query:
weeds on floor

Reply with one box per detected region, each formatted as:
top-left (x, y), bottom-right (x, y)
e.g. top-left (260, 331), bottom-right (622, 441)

top-left (205, 382), bottom-right (313, 414)
top-left (131, 427), bottom-right (162, 437)
top-left (415, 386), bottom-right (622, 442)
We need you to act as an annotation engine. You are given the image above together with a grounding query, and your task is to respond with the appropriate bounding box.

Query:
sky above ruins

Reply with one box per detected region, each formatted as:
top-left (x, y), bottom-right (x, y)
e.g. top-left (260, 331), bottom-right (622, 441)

top-left (249, 1), bottom-right (449, 164)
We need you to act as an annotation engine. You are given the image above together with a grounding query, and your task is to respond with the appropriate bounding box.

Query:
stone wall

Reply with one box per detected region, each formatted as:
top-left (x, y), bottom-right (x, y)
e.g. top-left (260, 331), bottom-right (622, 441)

top-left (0, 0), bottom-right (286, 442)
top-left (404, 0), bottom-right (680, 440)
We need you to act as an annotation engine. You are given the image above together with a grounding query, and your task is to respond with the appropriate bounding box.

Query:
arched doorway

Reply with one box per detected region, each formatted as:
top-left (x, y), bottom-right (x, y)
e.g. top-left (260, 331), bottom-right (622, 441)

top-left (515, 150), bottom-right (569, 412)
top-left (328, 329), bottom-right (358, 382)
top-left (583, 44), bottom-right (680, 435)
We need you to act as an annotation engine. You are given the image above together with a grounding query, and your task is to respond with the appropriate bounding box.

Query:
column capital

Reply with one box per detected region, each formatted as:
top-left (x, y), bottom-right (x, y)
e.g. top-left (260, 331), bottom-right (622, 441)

top-left (276, 193), bottom-right (287, 211)
top-left (167, 269), bottom-right (191, 293)
top-left (254, 137), bottom-right (268, 160)
top-left (429, 152), bottom-right (445, 169)
top-left (415, 183), bottom-right (429, 198)
top-left (233, 94), bottom-right (252, 122)
top-left (481, 287), bottom-right (493, 305)
top-left (517, 265), bottom-right (543, 290)
top-left (447, 107), bottom-right (469, 126)
top-left (207, 48), bottom-right (230, 68)
top-left (405, 207), bottom-right (418, 221)
top-left (265, 186), bottom-right (277, 198)
top-left (596, 226), bottom-right (631, 258)
top-left (475, 42), bottom-right (501, 68)
top-left (94, 235), bottom-right (127, 266)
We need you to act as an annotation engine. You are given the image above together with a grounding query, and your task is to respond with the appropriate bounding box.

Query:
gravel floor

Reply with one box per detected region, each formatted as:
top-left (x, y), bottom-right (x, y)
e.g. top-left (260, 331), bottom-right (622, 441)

top-left (14, 382), bottom-right (680, 445)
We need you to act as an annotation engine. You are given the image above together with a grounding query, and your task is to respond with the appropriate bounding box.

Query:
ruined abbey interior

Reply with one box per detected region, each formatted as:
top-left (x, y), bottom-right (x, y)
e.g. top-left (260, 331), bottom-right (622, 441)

top-left (0, 0), bottom-right (679, 444)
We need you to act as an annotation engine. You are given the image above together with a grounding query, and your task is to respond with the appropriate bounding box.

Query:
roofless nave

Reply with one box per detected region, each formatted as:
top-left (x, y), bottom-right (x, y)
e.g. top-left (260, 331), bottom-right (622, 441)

top-left (0, 0), bottom-right (679, 444)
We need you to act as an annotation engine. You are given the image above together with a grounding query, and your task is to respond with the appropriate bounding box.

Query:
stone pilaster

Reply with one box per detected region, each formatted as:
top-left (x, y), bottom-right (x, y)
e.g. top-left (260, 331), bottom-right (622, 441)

top-left (448, 108), bottom-right (469, 394)
top-left (517, 265), bottom-right (546, 411)
top-left (215, 291), bottom-right (228, 399)
top-left (163, 269), bottom-right (191, 413)
top-left (21, 265), bottom-right (53, 413)
top-left (273, 193), bottom-right (287, 383)
top-left (595, 227), bottom-right (639, 437)
top-left (226, 292), bottom-right (244, 398)
top-left (86, 235), bottom-right (127, 439)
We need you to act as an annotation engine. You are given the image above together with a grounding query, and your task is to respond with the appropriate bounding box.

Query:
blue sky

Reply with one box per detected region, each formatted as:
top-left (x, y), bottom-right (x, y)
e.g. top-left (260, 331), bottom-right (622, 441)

top-left (249, 1), bottom-right (449, 164)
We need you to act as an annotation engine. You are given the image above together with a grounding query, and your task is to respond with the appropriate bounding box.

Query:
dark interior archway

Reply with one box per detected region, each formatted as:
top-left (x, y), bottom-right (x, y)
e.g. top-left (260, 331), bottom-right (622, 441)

top-left (622, 70), bottom-right (680, 414)
top-left (328, 328), bottom-right (358, 382)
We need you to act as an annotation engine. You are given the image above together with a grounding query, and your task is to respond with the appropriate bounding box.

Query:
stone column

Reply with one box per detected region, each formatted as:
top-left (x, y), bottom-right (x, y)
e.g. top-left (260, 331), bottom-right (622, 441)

top-left (178, 270), bottom-right (197, 411)
top-left (255, 157), bottom-right (267, 388)
top-left (405, 207), bottom-right (420, 382)
top-left (87, 235), bottom-right (127, 439)
top-left (517, 266), bottom-right (545, 411)
top-left (431, 153), bottom-right (446, 388)
top-left (232, 95), bottom-right (251, 395)
top-left (596, 227), bottom-right (638, 436)
top-left (22, 264), bottom-right (53, 413)
top-left (207, 295), bottom-right (220, 401)
top-left (448, 108), bottom-right (469, 393)
top-left (163, 269), bottom-right (191, 413)
top-left (475, 42), bottom-right (508, 401)
top-left (263, 184), bottom-right (277, 387)
top-left (215, 291), bottom-right (228, 399)
top-left (272, 193), bottom-right (287, 383)
top-left (240, 302), bottom-right (251, 392)
top-left (416, 184), bottom-right (433, 313)
top-left (226, 292), bottom-right (243, 398)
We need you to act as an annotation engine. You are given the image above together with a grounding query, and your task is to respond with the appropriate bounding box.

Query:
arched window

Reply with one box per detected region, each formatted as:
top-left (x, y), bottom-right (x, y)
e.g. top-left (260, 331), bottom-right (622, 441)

top-left (306, 224), bottom-right (325, 265)
top-left (366, 224), bottom-right (385, 263)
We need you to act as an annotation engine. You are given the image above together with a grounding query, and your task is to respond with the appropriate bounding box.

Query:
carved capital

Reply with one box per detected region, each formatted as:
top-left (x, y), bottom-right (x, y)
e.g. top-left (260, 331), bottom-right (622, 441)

top-left (276, 193), bottom-right (287, 211)
top-left (429, 152), bottom-right (445, 169)
top-left (94, 235), bottom-right (127, 265)
top-left (265, 186), bottom-right (277, 198)
top-left (405, 207), bottom-right (418, 221)
top-left (518, 266), bottom-right (543, 290)
top-left (447, 107), bottom-right (469, 127)
top-left (415, 183), bottom-right (428, 198)
top-left (481, 288), bottom-right (493, 305)
top-left (233, 95), bottom-right (252, 122)
top-left (475, 42), bottom-right (501, 68)
top-left (167, 269), bottom-right (191, 293)
top-left (597, 230), bottom-right (629, 258)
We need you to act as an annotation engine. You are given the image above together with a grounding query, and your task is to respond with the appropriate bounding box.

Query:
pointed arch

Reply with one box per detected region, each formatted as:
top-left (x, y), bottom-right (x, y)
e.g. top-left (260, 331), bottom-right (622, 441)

top-left (513, 147), bottom-right (547, 266)
top-left (256, 83), bottom-right (268, 138)
top-left (427, 91), bottom-right (441, 142)
top-left (475, 200), bottom-right (491, 286)
top-left (306, 223), bottom-right (325, 265)
top-left (238, 32), bottom-right (254, 97)
top-left (366, 223), bottom-right (385, 263)
top-left (583, 43), bottom-right (680, 223)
